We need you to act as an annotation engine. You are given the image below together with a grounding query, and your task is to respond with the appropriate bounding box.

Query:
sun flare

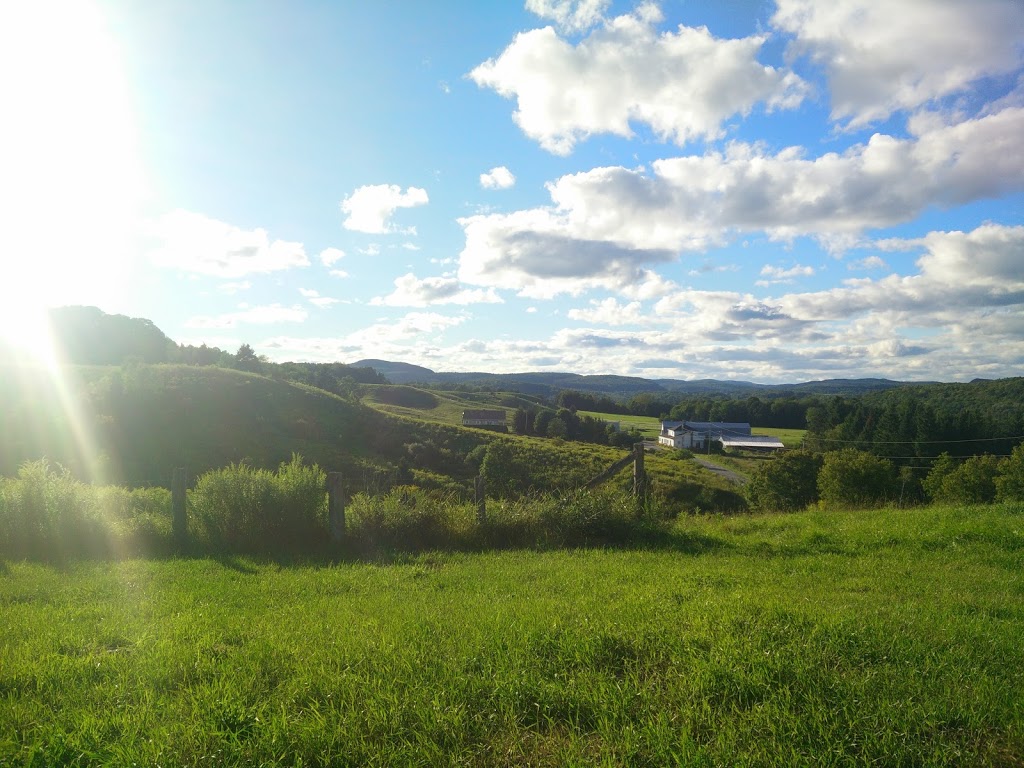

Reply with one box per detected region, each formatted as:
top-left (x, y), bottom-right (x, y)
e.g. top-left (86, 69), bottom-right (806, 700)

top-left (0, 0), bottom-right (144, 361)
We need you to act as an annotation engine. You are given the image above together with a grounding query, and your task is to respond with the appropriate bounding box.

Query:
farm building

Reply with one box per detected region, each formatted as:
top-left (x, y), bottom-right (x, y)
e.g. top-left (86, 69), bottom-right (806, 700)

top-left (658, 421), bottom-right (754, 450)
top-left (462, 409), bottom-right (507, 428)
top-left (719, 434), bottom-right (785, 452)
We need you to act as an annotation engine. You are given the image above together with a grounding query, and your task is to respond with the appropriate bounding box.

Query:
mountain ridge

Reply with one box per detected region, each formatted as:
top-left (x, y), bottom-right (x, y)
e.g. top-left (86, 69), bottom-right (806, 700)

top-left (351, 359), bottom-right (926, 398)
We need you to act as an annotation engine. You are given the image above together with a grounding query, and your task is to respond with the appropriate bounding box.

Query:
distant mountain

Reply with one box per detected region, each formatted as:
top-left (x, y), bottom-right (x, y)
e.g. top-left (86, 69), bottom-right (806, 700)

top-left (350, 359), bottom-right (436, 382)
top-left (349, 359), bottom-right (919, 399)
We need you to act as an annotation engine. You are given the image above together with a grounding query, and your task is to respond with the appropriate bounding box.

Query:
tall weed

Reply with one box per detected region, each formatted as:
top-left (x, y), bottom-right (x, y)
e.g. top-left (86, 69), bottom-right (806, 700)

top-left (189, 454), bottom-right (327, 554)
top-left (0, 460), bottom-right (172, 560)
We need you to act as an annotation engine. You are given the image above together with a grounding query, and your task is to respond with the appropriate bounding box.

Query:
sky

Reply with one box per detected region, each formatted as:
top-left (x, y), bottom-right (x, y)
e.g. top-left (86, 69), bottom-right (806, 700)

top-left (1, 0), bottom-right (1023, 383)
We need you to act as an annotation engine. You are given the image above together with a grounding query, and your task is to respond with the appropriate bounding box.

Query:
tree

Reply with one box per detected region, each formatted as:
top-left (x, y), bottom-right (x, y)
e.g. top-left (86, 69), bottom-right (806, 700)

top-left (922, 452), bottom-right (957, 501)
top-left (996, 444), bottom-right (1024, 502)
top-left (926, 453), bottom-right (1002, 505)
top-left (817, 449), bottom-right (897, 508)
top-left (234, 343), bottom-right (262, 373)
top-left (746, 450), bottom-right (823, 512)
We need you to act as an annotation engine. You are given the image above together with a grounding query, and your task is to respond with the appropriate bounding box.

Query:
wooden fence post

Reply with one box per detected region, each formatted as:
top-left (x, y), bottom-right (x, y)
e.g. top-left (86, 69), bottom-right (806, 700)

top-left (327, 472), bottom-right (346, 543)
top-left (633, 443), bottom-right (646, 503)
top-left (172, 467), bottom-right (187, 547)
top-left (475, 474), bottom-right (486, 524)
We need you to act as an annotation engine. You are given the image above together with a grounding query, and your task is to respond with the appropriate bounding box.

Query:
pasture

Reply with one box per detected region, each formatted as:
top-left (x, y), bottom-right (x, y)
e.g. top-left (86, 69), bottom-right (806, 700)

top-left (2, 502), bottom-right (1022, 766)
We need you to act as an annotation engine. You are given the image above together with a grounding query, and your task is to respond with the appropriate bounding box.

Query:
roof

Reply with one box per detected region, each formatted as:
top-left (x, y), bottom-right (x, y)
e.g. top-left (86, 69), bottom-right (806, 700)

top-left (683, 421), bottom-right (752, 436)
top-left (719, 435), bottom-right (785, 450)
top-left (462, 409), bottom-right (506, 420)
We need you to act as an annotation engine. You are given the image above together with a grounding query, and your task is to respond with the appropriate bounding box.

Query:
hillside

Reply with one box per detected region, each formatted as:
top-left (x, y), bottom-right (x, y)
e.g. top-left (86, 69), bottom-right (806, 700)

top-left (0, 364), bottom-right (381, 485)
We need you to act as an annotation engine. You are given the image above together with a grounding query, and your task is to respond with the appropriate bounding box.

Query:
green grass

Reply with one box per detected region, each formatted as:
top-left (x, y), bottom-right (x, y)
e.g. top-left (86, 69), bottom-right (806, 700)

top-left (2, 502), bottom-right (1023, 765)
top-left (754, 426), bottom-right (807, 448)
top-left (577, 411), bottom-right (661, 437)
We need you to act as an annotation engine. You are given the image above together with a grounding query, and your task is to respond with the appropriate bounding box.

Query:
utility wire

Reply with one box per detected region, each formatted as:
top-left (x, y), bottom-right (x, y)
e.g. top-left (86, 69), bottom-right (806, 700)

top-left (807, 434), bottom-right (1024, 445)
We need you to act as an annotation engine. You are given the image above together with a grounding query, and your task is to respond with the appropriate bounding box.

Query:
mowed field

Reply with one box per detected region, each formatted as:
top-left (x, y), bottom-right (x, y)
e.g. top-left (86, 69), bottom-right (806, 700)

top-left (3, 503), bottom-right (1023, 766)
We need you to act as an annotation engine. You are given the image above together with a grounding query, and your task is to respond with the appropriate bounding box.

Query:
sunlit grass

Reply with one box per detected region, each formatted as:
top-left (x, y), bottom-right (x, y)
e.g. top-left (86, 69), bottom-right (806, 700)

top-left (2, 502), bottom-right (1022, 765)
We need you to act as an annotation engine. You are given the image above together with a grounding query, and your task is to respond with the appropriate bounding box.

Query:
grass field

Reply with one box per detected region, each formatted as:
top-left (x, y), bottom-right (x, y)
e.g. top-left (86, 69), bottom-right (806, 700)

top-left (577, 411), bottom-right (661, 437)
top-left (3, 502), bottom-right (1023, 766)
top-left (578, 412), bottom-right (808, 448)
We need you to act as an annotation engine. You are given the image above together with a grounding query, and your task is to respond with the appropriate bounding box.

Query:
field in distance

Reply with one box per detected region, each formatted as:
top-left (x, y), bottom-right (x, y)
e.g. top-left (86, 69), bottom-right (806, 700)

top-left (578, 411), bottom-right (807, 447)
top-left (3, 502), bottom-right (1021, 766)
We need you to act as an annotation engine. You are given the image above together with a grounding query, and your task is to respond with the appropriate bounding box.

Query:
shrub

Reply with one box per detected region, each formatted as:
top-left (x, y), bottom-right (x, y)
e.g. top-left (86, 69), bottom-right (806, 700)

top-left (996, 444), bottom-right (1024, 502)
top-left (925, 453), bottom-right (1002, 505)
top-left (346, 486), bottom-right (473, 552)
top-left (746, 450), bottom-right (822, 512)
top-left (190, 454), bottom-right (327, 554)
top-left (817, 449), bottom-right (897, 508)
top-left (0, 460), bottom-right (173, 560)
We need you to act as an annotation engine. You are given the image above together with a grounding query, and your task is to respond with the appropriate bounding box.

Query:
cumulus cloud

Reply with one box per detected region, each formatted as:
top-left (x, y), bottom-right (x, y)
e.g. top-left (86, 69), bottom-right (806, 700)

top-left (185, 304), bottom-right (308, 329)
top-left (458, 209), bottom-right (677, 297)
top-left (779, 224), bottom-right (1024, 322)
top-left (455, 106), bottom-right (1024, 296)
top-left (480, 166), bottom-right (516, 189)
top-left (772, 0), bottom-right (1024, 128)
top-left (318, 247), bottom-right (345, 266)
top-left (261, 312), bottom-right (468, 362)
top-left (149, 210), bottom-right (310, 278)
top-left (848, 256), bottom-right (887, 271)
top-left (340, 184), bottom-right (429, 233)
top-left (469, 5), bottom-right (806, 154)
top-left (299, 288), bottom-right (341, 308)
top-left (567, 298), bottom-right (650, 325)
top-left (525, 0), bottom-right (609, 33)
top-left (756, 263), bottom-right (815, 286)
top-left (370, 273), bottom-right (503, 307)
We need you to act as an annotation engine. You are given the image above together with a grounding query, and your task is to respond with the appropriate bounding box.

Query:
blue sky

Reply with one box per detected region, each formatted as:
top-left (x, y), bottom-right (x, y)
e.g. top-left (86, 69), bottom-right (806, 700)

top-left (2, 0), bottom-right (1023, 382)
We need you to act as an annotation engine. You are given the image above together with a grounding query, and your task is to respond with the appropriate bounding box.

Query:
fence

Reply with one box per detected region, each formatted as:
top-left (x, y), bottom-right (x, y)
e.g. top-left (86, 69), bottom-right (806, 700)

top-left (166, 444), bottom-right (647, 546)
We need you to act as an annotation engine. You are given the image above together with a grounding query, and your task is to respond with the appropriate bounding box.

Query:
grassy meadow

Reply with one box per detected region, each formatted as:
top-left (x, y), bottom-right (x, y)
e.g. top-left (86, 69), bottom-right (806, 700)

top-left (3, 502), bottom-right (1023, 766)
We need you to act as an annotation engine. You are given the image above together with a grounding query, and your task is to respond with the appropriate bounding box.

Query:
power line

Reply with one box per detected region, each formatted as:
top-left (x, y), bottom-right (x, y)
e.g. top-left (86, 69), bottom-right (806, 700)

top-left (807, 434), bottom-right (1024, 445)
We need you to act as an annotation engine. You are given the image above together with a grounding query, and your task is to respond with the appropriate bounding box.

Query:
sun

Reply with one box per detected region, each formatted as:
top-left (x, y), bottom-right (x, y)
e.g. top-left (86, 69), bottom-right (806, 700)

top-left (0, 0), bottom-right (144, 362)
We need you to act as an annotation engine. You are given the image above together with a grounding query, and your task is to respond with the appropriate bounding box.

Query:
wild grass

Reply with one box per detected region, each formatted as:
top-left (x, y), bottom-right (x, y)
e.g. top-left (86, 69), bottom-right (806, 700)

top-left (1, 502), bottom-right (1022, 765)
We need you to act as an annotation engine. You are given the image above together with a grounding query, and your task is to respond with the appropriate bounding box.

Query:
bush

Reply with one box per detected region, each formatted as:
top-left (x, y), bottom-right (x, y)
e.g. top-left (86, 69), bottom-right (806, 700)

top-left (344, 485), bottom-right (661, 554)
top-left (346, 486), bottom-right (474, 552)
top-left (817, 449), bottom-right (897, 508)
top-left (996, 444), bottom-right (1024, 502)
top-left (190, 454), bottom-right (327, 554)
top-left (924, 453), bottom-right (1002, 505)
top-left (0, 460), bottom-right (173, 560)
top-left (746, 450), bottom-right (822, 512)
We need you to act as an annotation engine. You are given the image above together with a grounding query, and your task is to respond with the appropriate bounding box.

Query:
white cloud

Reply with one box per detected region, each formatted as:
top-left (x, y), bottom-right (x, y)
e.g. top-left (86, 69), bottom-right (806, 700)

top-left (185, 303), bottom-right (308, 329)
top-left (848, 256), bottom-right (887, 271)
top-left (329, 269), bottom-right (349, 279)
top-left (371, 273), bottom-right (503, 307)
top-left (299, 288), bottom-right (341, 308)
top-left (358, 244), bottom-right (381, 256)
top-left (340, 184), bottom-right (429, 233)
top-left (219, 281), bottom-right (251, 294)
top-left (480, 166), bottom-right (517, 189)
top-left (567, 298), bottom-right (650, 325)
top-left (400, 242), bottom-right (421, 251)
top-left (525, 0), bottom-right (610, 33)
top-left (455, 106), bottom-right (1024, 296)
top-left (318, 247), bottom-right (345, 266)
top-left (756, 263), bottom-right (814, 286)
top-left (149, 210), bottom-right (310, 278)
top-left (470, 5), bottom-right (806, 154)
top-left (772, 0), bottom-right (1024, 128)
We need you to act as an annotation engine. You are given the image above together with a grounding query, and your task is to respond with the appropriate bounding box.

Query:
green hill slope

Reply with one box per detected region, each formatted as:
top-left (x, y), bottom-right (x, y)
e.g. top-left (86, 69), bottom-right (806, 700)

top-left (0, 364), bottom-right (382, 485)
